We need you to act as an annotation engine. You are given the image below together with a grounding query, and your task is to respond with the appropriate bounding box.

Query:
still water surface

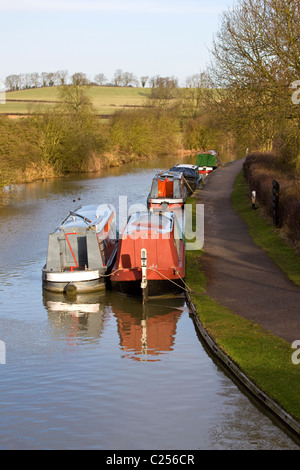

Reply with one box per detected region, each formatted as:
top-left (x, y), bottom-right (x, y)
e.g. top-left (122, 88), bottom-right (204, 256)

top-left (0, 156), bottom-right (299, 449)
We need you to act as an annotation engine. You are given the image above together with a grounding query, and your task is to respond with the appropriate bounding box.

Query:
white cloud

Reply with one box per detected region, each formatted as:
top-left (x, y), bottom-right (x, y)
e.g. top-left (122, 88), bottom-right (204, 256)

top-left (0, 0), bottom-right (223, 14)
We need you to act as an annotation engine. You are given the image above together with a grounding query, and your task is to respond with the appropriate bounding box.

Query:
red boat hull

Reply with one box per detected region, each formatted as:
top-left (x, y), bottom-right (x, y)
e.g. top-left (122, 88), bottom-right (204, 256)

top-left (110, 212), bottom-right (185, 298)
top-left (111, 277), bottom-right (185, 297)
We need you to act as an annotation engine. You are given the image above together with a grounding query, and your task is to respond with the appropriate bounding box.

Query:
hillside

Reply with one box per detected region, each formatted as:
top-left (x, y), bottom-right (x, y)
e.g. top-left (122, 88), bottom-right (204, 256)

top-left (0, 86), bottom-right (152, 117)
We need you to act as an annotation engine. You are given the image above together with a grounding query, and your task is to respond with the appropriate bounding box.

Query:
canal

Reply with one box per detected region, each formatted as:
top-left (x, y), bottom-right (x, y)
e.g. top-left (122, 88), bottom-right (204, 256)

top-left (0, 155), bottom-right (299, 450)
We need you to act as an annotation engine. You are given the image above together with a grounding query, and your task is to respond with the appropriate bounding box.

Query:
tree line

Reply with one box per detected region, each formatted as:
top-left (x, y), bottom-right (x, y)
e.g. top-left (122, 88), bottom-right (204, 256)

top-left (1, 0), bottom-right (299, 191)
top-left (4, 69), bottom-right (208, 91)
top-left (4, 68), bottom-right (213, 93)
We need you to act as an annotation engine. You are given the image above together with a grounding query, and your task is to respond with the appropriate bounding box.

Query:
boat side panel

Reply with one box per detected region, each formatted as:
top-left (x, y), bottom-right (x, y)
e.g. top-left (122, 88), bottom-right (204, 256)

top-left (46, 233), bottom-right (61, 271)
top-left (87, 231), bottom-right (104, 269)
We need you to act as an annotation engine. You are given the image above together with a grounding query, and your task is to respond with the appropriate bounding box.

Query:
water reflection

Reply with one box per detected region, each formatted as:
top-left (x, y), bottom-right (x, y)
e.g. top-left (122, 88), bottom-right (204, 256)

top-left (43, 289), bottom-right (185, 362)
top-left (43, 290), bottom-right (107, 343)
top-left (111, 294), bottom-right (185, 362)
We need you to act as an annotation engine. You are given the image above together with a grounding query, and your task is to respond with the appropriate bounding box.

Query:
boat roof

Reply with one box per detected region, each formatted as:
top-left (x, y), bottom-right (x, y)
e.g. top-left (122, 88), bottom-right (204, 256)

top-left (169, 165), bottom-right (199, 177)
top-left (124, 211), bottom-right (174, 236)
top-left (172, 164), bottom-right (199, 170)
top-left (198, 150), bottom-right (219, 156)
top-left (153, 170), bottom-right (183, 181)
top-left (59, 204), bottom-right (114, 231)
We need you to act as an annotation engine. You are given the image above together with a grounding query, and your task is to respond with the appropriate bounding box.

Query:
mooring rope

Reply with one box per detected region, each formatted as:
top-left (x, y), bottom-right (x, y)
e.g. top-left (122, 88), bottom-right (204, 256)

top-left (147, 267), bottom-right (191, 293)
top-left (100, 266), bottom-right (191, 293)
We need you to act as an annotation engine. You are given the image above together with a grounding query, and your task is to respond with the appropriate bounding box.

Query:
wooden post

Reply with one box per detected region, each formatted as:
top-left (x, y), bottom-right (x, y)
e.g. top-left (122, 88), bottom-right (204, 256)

top-left (251, 190), bottom-right (256, 210)
top-left (272, 180), bottom-right (280, 227)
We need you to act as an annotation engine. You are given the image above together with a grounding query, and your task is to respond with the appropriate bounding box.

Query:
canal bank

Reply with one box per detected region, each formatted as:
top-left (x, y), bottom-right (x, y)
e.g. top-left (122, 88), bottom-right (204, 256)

top-left (1, 155), bottom-right (299, 449)
top-left (185, 158), bottom-right (300, 439)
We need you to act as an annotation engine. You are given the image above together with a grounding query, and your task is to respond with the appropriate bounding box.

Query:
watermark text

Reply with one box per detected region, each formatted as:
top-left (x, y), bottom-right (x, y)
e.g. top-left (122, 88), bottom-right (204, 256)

top-left (103, 198), bottom-right (204, 250)
top-left (0, 340), bottom-right (6, 364)
top-left (291, 340), bottom-right (300, 365)
top-left (291, 80), bottom-right (300, 105)
top-left (0, 80), bottom-right (6, 105)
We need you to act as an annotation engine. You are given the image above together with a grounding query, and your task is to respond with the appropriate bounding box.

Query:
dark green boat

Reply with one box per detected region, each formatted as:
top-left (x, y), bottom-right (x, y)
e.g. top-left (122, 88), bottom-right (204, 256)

top-left (196, 150), bottom-right (222, 175)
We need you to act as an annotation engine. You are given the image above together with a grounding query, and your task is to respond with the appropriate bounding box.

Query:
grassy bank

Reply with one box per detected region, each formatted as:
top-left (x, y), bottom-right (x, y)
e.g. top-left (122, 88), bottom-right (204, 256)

top-left (232, 170), bottom-right (300, 286)
top-left (185, 195), bottom-right (300, 422)
top-left (0, 86), bottom-right (152, 116)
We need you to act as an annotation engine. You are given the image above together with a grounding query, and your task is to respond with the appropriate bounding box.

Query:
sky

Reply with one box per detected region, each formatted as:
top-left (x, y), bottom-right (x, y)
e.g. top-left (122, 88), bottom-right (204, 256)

top-left (0, 0), bottom-right (234, 86)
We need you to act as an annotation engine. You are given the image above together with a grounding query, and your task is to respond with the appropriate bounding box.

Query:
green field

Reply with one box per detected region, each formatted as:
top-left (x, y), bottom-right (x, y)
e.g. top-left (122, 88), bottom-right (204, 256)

top-left (0, 86), bottom-right (152, 116)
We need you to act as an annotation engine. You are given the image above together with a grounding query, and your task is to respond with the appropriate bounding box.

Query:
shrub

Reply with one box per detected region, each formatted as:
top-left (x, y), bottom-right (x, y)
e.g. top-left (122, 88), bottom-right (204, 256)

top-left (0, 116), bottom-right (42, 187)
top-left (108, 107), bottom-right (180, 157)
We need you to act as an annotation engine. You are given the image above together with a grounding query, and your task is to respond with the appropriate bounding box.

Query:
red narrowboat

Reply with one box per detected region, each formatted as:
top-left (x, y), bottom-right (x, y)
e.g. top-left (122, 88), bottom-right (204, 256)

top-left (110, 211), bottom-right (185, 299)
top-left (147, 170), bottom-right (188, 211)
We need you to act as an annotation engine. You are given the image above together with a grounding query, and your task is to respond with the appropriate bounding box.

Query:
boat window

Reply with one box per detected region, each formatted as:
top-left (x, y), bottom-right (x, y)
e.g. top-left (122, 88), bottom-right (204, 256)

top-left (126, 212), bottom-right (173, 235)
top-left (150, 179), bottom-right (158, 198)
top-left (173, 180), bottom-right (182, 198)
top-left (158, 178), bottom-right (173, 197)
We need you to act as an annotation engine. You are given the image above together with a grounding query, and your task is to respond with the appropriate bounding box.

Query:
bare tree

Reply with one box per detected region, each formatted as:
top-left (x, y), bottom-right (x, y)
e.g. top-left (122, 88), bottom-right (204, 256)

top-left (113, 69), bottom-right (138, 87)
top-left (30, 72), bottom-right (41, 88)
top-left (140, 76), bottom-right (149, 87)
top-left (47, 73), bottom-right (58, 86)
top-left (150, 75), bottom-right (178, 100)
top-left (71, 72), bottom-right (90, 86)
top-left (56, 70), bottom-right (69, 86)
top-left (122, 72), bottom-right (138, 86)
top-left (5, 74), bottom-right (19, 91)
top-left (210, 0), bottom-right (300, 163)
top-left (94, 73), bottom-right (107, 86)
top-left (41, 72), bottom-right (48, 87)
top-left (113, 69), bottom-right (123, 86)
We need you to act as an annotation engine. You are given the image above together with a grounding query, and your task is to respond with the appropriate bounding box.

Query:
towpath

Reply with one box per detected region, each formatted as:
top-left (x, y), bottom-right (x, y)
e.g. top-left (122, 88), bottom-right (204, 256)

top-left (196, 158), bottom-right (300, 344)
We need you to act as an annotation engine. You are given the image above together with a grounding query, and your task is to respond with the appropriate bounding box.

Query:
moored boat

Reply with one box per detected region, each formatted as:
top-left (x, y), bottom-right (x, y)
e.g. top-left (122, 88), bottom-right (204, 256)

top-left (42, 204), bottom-right (117, 294)
top-left (147, 170), bottom-right (188, 211)
top-left (109, 211), bottom-right (185, 299)
top-left (196, 150), bottom-right (222, 175)
top-left (169, 164), bottom-right (202, 195)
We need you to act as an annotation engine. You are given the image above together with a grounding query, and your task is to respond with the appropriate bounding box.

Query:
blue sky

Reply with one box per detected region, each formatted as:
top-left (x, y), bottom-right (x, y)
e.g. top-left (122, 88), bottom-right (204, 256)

top-left (0, 0), bottom-right (234, 85)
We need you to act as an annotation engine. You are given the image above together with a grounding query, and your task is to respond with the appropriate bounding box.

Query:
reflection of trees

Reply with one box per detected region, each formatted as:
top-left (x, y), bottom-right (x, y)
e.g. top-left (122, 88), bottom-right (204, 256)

top-left (43, 290), bottom-right (107, 342)
top-left (111, 296), bottom-right (185, 362)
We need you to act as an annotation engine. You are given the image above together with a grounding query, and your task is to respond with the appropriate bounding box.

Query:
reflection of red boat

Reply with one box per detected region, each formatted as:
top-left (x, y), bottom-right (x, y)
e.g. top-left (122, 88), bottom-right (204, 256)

top-left (110, 211), bottom-right (185, 298)
top-left (115, 308), bottom-right (182, 362)
top-left (147, 171), bottom-right (187, 211)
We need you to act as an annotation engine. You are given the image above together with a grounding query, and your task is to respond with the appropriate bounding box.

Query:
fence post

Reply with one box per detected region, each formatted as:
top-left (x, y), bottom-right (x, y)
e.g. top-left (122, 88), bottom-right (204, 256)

top-left (251, 190), bottom-right (256, 210)
top-left (272, 180), bottom-right (280, 227)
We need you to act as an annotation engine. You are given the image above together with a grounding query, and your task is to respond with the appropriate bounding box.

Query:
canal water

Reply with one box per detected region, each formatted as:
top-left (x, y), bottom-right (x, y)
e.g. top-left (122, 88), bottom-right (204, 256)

top-left (0, 155), bottom-right (299, 450)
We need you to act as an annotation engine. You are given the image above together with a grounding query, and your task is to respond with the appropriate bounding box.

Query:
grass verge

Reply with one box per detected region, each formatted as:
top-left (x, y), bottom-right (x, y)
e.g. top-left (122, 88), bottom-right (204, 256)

top-left (185, 195), bottom-right (300, 422)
